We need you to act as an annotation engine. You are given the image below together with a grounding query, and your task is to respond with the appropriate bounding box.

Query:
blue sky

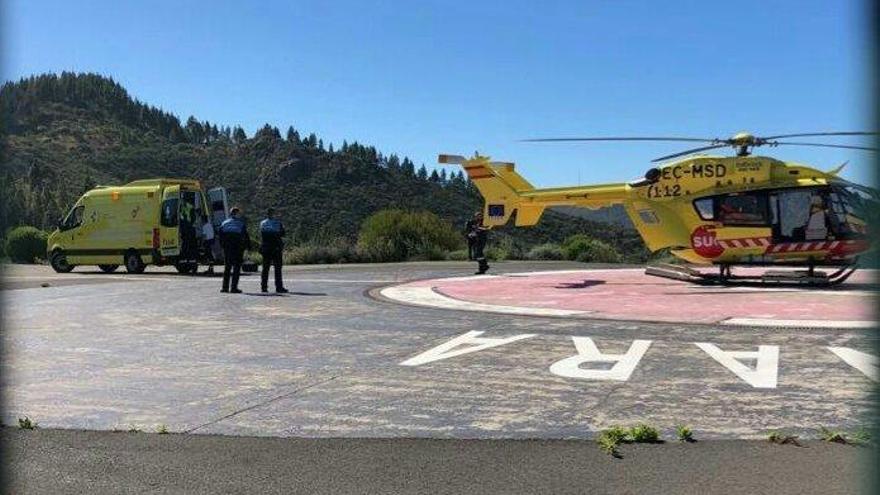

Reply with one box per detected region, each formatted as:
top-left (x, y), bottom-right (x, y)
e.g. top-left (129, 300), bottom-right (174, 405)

top-left (4, 0), bottom-right (873, 186)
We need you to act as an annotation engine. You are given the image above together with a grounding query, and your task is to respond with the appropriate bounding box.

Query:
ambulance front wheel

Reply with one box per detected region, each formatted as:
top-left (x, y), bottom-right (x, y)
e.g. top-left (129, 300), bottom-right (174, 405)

top-left (124, 251), bottom-right (146, 274)
top-left (50, 250), bottom-right (75, 273)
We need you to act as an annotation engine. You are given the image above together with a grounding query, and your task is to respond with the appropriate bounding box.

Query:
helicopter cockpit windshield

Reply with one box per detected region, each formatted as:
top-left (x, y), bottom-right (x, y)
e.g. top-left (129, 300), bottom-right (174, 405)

top-left (769, 185), bottom-right (873, 243)
top-left (827, 184), bottom-right (874, 238)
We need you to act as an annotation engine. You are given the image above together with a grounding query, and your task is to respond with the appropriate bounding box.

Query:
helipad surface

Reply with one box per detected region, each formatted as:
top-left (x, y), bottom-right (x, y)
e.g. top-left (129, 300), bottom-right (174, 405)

top-left (380, 268), bottom-right (877, 328)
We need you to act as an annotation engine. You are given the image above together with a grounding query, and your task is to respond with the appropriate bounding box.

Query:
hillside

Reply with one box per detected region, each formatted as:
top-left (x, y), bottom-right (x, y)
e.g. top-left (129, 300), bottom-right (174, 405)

top-left (0, 72), bottom-right (648, 260)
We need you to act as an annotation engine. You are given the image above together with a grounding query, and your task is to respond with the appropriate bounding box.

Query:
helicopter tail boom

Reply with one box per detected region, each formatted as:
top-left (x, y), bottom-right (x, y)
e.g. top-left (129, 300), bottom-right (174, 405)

top-left (438, 154), bottom-right (628, 227)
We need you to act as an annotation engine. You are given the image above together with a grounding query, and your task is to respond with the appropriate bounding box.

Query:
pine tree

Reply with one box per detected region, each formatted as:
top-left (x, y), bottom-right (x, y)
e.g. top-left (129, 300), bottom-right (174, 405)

top-left (387, 154), bottom-right (400, 170)
top-left (185, 116), bottom-right (204, 144)
top-left (232, 126), bottom-right (247, 143)
top-left (287, 126), bottom-right (300, 144)
top-left (402, 158), bottom-right (415, 176)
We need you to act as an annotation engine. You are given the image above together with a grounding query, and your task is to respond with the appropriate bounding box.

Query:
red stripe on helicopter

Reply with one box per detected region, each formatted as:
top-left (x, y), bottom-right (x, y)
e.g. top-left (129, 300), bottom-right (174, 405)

top-left (763, 240), bottom-right (868, 255)
top-left (717, 237), bottom-right (771, 249)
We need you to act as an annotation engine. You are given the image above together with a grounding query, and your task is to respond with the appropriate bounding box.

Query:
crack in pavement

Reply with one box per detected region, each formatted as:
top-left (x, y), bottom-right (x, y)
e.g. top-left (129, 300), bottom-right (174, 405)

top-left (185, 375), bottom-right (340, 434)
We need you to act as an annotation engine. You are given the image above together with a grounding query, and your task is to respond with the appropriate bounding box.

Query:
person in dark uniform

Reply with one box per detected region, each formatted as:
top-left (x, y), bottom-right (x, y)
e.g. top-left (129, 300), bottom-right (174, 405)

top-left (219, 206), bottom-right (250, 293)
top-left (179, 195), bottom-right (197, 263)
top-left (468, 211), bottom-right (490, 274)
top-left (464, 212), bottom-right (481, 261)
top-left (259, 208), bottom-right (288, 293)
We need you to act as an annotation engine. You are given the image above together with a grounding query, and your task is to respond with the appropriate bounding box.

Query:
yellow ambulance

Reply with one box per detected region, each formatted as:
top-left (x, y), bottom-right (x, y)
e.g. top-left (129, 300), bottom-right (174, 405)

top-left (47, 178), bottom-right (229, 273)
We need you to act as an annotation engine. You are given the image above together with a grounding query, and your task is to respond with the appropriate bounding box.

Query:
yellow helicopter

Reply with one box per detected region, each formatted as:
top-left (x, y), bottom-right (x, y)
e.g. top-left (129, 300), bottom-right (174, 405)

top-left (440, 131), bottom-right (878, 286)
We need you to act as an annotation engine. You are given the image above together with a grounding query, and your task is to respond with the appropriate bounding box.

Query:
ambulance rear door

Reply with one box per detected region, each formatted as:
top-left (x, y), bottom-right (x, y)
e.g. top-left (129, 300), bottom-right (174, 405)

top-left (207, 187), bottom-right (229, 228)
top-left (159, 185), bottom-right (181, 257)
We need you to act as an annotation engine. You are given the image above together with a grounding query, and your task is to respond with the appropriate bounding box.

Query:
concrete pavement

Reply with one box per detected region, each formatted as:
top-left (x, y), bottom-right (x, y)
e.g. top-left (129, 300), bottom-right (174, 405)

top-left (2, 262), bottom-right (876, 439)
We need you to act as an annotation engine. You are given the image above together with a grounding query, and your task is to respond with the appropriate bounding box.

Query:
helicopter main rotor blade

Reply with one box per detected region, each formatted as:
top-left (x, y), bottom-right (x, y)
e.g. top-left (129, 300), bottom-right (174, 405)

top-left (651, 144), bottom-right (729, 163)
top-left (521, 137), bottom-right (719, 143)
top-left (770, 141), bottom-right (880, 151)
top-left (762, 131), bottom-right (879, 140)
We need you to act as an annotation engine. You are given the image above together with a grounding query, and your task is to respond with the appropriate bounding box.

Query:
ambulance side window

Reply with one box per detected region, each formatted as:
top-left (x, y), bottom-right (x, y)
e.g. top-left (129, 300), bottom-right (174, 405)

top-left (61, 205), bottom-right (84, 231)
top-left (161, 198), bottom-right (179, 227)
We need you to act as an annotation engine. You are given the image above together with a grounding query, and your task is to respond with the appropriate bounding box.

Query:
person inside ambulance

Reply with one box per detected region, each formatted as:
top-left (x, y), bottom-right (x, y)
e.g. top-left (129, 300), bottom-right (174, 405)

top-left (219, 206), bottom-right (251, 293)
top-left (200, 213), bottom-right (217, 274)
top-left (179, 193), bottom-right (198, 262)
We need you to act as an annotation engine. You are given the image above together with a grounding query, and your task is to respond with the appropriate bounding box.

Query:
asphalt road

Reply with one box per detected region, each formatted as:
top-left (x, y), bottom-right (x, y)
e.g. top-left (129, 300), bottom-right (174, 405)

top-left (2, 428), bottom-right (871, 494)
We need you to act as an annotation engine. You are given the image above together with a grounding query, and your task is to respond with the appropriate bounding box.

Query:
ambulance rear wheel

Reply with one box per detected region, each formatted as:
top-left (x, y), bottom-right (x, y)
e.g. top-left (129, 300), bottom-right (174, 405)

top-left (50, 250), bottom-right (75, 273)
top-left (98, 264), bottom-right (119, 273)
top-left (124, 251), bottom-right (146, 274)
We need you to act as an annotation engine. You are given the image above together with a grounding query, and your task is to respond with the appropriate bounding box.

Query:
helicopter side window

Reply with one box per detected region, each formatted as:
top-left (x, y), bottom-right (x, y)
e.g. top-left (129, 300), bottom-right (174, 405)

top-left (716, 192), bottom-right (769, 226)
top-left (693, 198), bottom-right (714, 220)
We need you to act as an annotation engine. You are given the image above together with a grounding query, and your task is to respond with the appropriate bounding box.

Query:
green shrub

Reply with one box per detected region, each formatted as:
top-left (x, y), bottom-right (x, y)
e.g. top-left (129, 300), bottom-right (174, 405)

top-left (357, 209), bottom-right (463, 262)
top-left (561, 234), bottom-right (622, 263)
top-left (5, 226), bottom-right (48, 263)
top-left (445, 249), bottom-right (469, 261)
top-left (485, 236), bottom-right (523, 261)
top-left (525, 243), bottom-right (564, 260)
top-left (283, 240), bottom-right (366, 264)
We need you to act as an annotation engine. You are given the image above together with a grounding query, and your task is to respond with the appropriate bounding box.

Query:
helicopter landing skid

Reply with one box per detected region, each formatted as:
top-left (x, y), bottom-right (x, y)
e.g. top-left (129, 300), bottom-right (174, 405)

top-left (645, 263), bottom-right (859, 287)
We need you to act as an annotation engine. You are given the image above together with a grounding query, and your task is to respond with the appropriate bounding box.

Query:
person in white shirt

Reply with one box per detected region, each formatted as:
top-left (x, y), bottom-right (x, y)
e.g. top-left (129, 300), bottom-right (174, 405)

top-left (201, 215), bottom-right (217, 274)
top-left (805, 195), bottom-right (828, 241)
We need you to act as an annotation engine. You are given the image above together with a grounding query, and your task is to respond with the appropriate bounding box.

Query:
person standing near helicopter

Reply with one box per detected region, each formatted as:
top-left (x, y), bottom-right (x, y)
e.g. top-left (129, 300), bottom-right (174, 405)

top-left (464, 211), bottom-right (482, 261)
top-left (467, 211), bottom-right (490, 274)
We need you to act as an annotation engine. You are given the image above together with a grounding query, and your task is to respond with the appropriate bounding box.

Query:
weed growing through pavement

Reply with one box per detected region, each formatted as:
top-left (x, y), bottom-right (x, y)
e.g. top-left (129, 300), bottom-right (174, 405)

top-left (818, 427), bottom-right (848, 444)
top-left (597, 424), bottom-right (665, 457)
top-left (850, 429), bottom-right (871, 446)
top-left (17, 417), bottom-right (37, 430)
top-left (128, 425), bottom-right (142, 433)
top-left (818, 426), bottom-right (873, 445)
top-left (157, 424), bottom-right (169, 434)
top-left (596, 426), bottom-right (629, 457)
top-left (629, 424), bottom-right (660, 443)
top-left (767, 430), bottom-right (800, 445)
top-left (676, 425), bottom-right (695, 442)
